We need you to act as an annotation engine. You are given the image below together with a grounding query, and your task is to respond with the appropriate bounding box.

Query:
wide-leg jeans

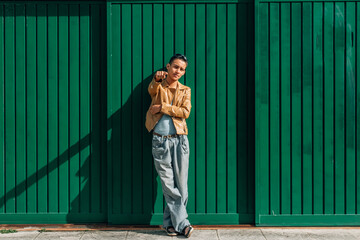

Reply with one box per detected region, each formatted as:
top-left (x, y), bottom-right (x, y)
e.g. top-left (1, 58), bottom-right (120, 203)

top-left (152, 134), bottom-right (190, 233)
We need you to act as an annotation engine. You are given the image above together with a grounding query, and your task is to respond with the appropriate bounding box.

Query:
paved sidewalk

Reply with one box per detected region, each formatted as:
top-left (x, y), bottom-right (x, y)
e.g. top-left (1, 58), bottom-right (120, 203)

top-left (1, 228), bottom-right (360, 240)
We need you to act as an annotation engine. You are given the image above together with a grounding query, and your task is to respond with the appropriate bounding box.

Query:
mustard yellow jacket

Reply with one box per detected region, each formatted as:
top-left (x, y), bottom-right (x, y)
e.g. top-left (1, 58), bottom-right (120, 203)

top-left (145, 76), bottom-right (192, 135)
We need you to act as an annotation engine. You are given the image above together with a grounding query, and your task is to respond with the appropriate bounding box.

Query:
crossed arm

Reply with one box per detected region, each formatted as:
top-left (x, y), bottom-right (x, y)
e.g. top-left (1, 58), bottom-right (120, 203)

top-left (160, 89), bottom-right (191, 119)
top-left (148, 78), bottom-right (191, 119)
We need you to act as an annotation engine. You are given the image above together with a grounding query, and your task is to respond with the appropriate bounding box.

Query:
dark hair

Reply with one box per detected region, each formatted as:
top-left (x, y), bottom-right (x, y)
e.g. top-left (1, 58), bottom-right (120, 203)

top-left (168, 53), bottom-right (188, 65)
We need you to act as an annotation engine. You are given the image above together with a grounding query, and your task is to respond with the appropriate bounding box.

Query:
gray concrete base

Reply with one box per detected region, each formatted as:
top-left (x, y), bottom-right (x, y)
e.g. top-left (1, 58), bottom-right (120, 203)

top-left (1, 228), bottom-right (360, 240)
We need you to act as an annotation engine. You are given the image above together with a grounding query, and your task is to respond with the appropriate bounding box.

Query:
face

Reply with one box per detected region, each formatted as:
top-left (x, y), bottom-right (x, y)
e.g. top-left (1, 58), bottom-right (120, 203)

top-left (166, 59), bottom-right (187, 81)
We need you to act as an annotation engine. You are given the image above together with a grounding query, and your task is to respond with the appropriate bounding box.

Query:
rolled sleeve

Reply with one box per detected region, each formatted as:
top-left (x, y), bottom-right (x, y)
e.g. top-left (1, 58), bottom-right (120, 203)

top-left (148, 77), bottom-right (162, 97)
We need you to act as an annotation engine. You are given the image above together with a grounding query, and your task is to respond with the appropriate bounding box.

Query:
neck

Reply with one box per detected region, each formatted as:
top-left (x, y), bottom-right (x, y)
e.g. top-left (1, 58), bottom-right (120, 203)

top-left (166, 78), bottom-right (178, 88)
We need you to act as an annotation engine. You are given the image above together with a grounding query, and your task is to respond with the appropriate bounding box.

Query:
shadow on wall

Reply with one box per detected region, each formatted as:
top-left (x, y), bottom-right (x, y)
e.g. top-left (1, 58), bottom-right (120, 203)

top-left (106, 70), bottom-right (166, 224)
top-left (0, 72), bottom-right (161, 224)
top-left (69, 70), bottom-right (164, 223)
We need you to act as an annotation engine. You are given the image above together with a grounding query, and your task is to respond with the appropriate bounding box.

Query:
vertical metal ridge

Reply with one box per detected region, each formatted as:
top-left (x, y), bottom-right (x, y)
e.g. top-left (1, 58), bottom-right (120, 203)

top-left (204, 2), bottom-right (207, 214)
top-left (46, 3), bottom-right (49, 213)
top-left (2, 4), bottom-right (6, 213)
top-left (343, 1), bottom-right (348, 214)
top-left (322, 1), bottom-right (325, 215)
top-left (67, 3), bottom-right (71, 213)
top-left (311, 1), bottom-right (314, 214)
top-left (344, 1), bottom-right (347, 214)
top-left (215, 3), bottom-right (217, 214)
top-left (130, 2), bottom-right (133, 214)
top-left (246, 1), bottom-right (252, 215)
top-left (35, 3), bottom-right (39, 213)
top-left (355, 2), bottom-right (358, 215)
top-left (184, 3), bottom-right (186, 85)
top-left (99, 3), bottom-right (104, 214)
top-left (300, 1), bottom-right (303, 215)
top-left (17, 4), bottom-right (26, 214)
top-left (225, 2), bottom-right (228, 214)
top-left (151, 2), bottom-right (155, 209)
top-left (173, 3), bottom-right (175, 52)
top-left (162, 3), bottom-right (164, 66)
top-left (88, 3), bottom-right (92, 214)
top-left (24, 3), bottom-right (29, 214)
top-left (279, 2), bottom-right (282, 215)
top-left (193, 3), bottom-right (197, 214)
top-left (141, 2), bottom-right (144, 214)
top-left (86, 3), bottom-right (91, 213)
top-left (119, 2), bottom-right (122, 213)
top-left (78, 4), bottom-right (81, 213)
top-left (103, 3), bottom-right (107, 214)
top-left (57, 3), bottom-right (60, 213)
top-left (138, 3), bottom-right (143, 214)
top-left (332, 1), bottom-right (335, 214)
top-left (140, 2), bottom-right (144, 214)
top-left (236, 4), bottom-right (239, 214)
top-left (289, 2), bottom-right (293, 214)
top-left (14, 4), bottom-right (18, 213)
top-left (267, 2), bottom-right (270, 215)
top-left (12, 4), bottom-right (17, 213)
top-left (97, 3), bottom-right (100, 214)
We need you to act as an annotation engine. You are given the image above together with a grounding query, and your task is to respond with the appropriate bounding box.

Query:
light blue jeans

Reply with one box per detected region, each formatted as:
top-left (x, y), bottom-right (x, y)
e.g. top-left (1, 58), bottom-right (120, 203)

top-left (152, 134), bottom-right (190, 233)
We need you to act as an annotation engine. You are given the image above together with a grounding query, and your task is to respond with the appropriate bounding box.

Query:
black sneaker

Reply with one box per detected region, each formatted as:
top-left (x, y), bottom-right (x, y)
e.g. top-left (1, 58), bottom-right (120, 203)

top-left (164, 226), bottom-right (178, 236)
top-left (182, 225), bottom-right (194, 238)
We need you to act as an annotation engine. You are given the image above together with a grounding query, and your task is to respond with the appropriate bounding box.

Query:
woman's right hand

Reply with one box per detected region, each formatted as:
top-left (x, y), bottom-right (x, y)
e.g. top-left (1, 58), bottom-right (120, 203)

top-left (154, 71), bottom-right (168, 82)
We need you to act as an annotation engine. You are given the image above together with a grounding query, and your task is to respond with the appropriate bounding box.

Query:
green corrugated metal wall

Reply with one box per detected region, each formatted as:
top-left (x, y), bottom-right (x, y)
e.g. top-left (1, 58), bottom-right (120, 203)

top-left (0, 0), bottom-right (256, 224)
top-left (106, 1), bottom-right (255, 224)
top-left (255, 0), bottom-right (360, 225)
top-left (0, 2), bottom-right (108, 223)
top-left (3, 0), bottom-right (360, 227)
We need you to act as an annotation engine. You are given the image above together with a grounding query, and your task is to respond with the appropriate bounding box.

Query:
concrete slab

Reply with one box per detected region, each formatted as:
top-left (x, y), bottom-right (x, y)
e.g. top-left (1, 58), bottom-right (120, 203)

top-left (260, 228), bottom-right (312, 240)
top-left (185, 230), bottom-right (218, 240)
top-left (218, 229), bottom-right (266, 240)
top-left (0, 231), bottom-right (39, 239)
top-left (346, 229), bottom-right (360, 239)
top-left (35, 231), bottom-right (84, 240)
top-left (259, 228), bottom-right (360, 240)
top-left (125, 229), bottom-right (219, 239)
top-left (304, 229), bottom-right (359, 240)
top-left (126, 230), bottom-right (172, 240)
top-left (81, 230), bottom-right (128, 240)
top-left (2, 228), bottom-right (360, 240)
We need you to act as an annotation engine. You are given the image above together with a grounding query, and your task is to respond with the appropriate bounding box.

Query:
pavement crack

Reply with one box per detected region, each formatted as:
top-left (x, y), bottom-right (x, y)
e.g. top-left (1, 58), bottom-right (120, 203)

top-left (260, 229), bottom-right (268, 240)
top-left (348, 230), bottom-right (360, 240)
top-left (80, 231), bottom-right (87, 239)
top-left (216, 229), bottom-right (221, 240)
top-left (33, 231), bottom-right (42, 240)
top-left (125, 230), bottom-right (129, 240)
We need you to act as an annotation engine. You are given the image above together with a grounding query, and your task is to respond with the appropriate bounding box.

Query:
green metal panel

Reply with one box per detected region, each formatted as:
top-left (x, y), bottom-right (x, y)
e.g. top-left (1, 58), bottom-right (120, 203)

top-left (107, 1), bottom-right (255, 224)
top-left (0, 2), bottom-right (107, 223)
top-left (0, 0), bottom-right (255, 225)
top-left (255, 0), bottom-right (360, 226)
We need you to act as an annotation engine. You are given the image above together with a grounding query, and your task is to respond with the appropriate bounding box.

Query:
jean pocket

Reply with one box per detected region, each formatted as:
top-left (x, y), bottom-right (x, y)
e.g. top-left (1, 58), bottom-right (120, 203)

top-left (152, 136), bottom-right (165, 159)
top-left (181, 136), bottom-right (189, 154)
top-left (152, 135), bottom-right (164, 148)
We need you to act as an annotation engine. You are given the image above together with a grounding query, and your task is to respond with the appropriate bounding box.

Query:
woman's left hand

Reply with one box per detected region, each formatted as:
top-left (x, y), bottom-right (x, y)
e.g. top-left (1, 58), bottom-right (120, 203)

top-left (150, 104), bottom-right (162, 114)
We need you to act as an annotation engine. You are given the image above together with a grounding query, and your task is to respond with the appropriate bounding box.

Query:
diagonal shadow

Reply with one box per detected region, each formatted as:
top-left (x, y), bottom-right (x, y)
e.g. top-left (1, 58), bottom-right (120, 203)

top-left (0, 71), bottom-right (161, 224)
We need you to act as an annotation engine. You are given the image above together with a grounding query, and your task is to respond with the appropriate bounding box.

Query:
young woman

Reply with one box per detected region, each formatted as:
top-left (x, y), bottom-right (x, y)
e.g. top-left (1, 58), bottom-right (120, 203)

top-left (145, 54), bottom-right (193, 238)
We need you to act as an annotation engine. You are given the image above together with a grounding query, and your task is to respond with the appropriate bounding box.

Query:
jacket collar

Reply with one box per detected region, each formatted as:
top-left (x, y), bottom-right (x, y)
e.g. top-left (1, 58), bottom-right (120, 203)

top-left (162, 79), bottom-right (187, 90)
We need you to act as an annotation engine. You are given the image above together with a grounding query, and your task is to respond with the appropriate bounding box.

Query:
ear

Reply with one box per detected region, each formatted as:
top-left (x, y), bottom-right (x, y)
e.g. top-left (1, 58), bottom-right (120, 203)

top-left (166, 63), bottom-right (170, 70)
